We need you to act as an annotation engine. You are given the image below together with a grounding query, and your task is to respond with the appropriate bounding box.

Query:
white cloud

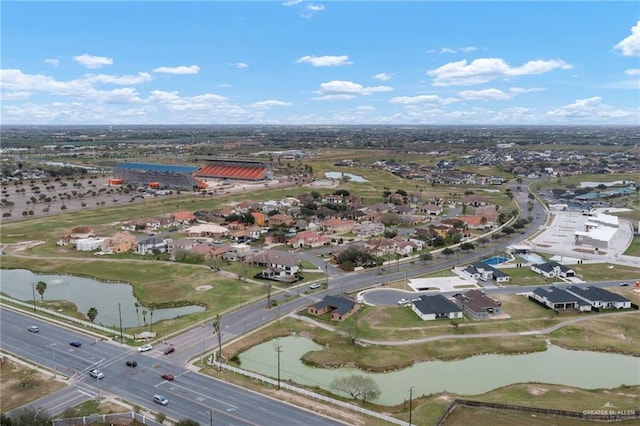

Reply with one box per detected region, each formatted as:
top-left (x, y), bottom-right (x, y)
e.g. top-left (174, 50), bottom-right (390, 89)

top-left (373, 73), bottom-right (393, 81)
top-left (282, 0), bottom-right (302, 5)
top-left (152, 65), bottom-right (200, 74)
top-left (301, 3), bottom-right (325, 18)
top-left (296, 55), bottom-right (352, 67)
top-left (428, 58), bottom-right (572, 86)
top-left (428, 46), bottom-right (478, 54)
top-left (231, 62), bottom-right (249, 69)
top-left (458, 87), bottom-right (544, 101)
top-left (84, 72), bottom-right (153, 85)
top-left (356, 105), bottom-right (375, 112)
top-left (251, 100), bottom-right (293, 109)
top-left (43, 58), bottom-right (59, 67)
top-left (0, 91), bottom-right (34, 101)
top-left (614, 21), bottom-right (640, 56)
top-left (390, 94), bottom-right (457, 105)
top-left (73, 54), bottom-right (113, 69)
top-left (546, 96), bottom-right (637, 122)
top-left (625, 68), bottom-right (640, 76)
top-left (314, 80), bottom-right (392, 100)
top-left (217, 83), bottom-right (232, 88)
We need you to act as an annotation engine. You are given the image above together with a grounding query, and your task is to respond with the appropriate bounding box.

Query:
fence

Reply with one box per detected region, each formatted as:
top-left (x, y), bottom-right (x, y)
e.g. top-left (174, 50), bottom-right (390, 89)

top-left (209, 359), bottom-right (411, 425)
top-left (435, 399), bottom-right (640, 425)
top-left (0, 295), bottom-right (134, 340)
top-left (52, 412), bottom-right (164, 426)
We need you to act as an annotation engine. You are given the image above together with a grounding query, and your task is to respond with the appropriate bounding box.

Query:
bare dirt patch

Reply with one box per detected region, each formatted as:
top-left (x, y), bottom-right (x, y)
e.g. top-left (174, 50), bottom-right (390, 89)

top-left (196, 284), bottom-right (213, 292)
top-left (0, 357), bottom-right (66, 412)
top-left (528, 386), bottom-right (548, 396)
top-left (5, 240), bottom-right (46, 253)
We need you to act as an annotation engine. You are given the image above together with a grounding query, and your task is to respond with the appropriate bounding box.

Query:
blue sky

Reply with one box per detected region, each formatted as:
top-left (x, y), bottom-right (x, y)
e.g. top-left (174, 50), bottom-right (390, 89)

top-left (1, 1), bottom-right (639, 125)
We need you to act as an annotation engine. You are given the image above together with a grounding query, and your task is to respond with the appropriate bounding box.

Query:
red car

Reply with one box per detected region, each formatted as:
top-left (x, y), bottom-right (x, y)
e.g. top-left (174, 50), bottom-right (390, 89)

top-left (161, 374), bottom-right (174, 381)
top-left (163, 345), bottom-right (175, 355)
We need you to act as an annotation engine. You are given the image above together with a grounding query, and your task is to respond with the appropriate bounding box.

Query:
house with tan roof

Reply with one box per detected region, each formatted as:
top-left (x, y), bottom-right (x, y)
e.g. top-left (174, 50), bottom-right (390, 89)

top-left (102, 232), bottom-right (137, 254)
top-left (268, 214), bottom-right (294, 227)
top-left (322, 218), bottom-right (356, 234)
top-left (288, 230), bottom-right (331, 248)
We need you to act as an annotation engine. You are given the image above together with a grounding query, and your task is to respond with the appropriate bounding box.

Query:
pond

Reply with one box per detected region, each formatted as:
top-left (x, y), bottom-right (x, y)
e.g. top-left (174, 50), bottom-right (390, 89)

top-left (239, 336), bottom-right (640, 405)
top-left (324, 171), bottom-right (369, 182)
top-left (0, 269), bottom-right (204, 328)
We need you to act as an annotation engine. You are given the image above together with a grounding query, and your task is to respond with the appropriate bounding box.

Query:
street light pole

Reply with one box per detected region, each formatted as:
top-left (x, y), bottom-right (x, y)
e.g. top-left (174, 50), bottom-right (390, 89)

top-left (209, 408), bottom-right (213, 426)
top-left (117, 302), bottom-right (123, 342)
top-left (275, 344), bottom-right (282, 390)
top-left (32, 283), bottom-right (37, 311)
top-left (408, 386), bottom-right (414, 426)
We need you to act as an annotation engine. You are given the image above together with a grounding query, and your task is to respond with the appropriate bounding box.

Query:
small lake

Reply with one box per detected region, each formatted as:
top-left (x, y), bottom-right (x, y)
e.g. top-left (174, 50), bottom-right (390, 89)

top-left (0, 269), bottom-right (204, 328)
top-left (239, 336), bottom-right (640, 405)
top-left (324, 171), bottom-right (368, 182)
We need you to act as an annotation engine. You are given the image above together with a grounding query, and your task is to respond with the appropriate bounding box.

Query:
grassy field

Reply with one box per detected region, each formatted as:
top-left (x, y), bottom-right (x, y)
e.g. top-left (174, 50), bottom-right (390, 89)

top-left (624, 235), bottom-right (640, 257)
top-left (573, 263), bottom-right (640, 281)
top-left (0, 357), bottom-right (66, 412)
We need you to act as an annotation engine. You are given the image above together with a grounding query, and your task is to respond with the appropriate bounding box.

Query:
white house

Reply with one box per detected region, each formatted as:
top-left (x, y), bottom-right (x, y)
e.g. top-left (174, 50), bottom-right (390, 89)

top-left (75, 237), bottom-right (106, 251)
top-left (411, 295), bottom-right (463, 321)
top-left (565, 286), bottom-right (632, 309)
top-left (531, 262), bottom-right (576, 278)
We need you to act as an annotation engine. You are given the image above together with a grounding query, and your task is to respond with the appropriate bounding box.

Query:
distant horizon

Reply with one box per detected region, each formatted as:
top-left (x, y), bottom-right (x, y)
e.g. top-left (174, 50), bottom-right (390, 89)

top-left (2, 2), bottom-right (639, 125)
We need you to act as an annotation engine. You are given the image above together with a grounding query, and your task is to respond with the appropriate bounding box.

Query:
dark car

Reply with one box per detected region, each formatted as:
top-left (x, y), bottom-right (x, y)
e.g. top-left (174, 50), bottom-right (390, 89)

top-left (161, 374), bottom-right (174, 381)
top-left (163, 345), bottom-right (175, 355)
top-left (125, 360), bottom-right (138, 367)
top-left (69, 341), bottom-right (81, 347)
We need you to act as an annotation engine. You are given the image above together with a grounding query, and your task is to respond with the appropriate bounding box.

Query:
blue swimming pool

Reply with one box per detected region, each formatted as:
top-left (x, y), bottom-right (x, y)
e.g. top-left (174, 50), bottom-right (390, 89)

top-left (484, 256), bottom-right (508, 265)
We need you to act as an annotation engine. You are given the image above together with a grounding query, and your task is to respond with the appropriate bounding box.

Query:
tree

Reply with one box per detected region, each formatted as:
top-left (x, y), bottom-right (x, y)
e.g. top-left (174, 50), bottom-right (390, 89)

top-left (330, 375), bottom-right (380, 402)
top-left (460, 242), bottom-right (475, 252)
top-left (142, 309), bottom-right (148, 329)
top-left (442, 247), bottom-right (454, 257)
top-left (134, 302), bottom-right (141, 328)
top-left (87, 307), bottom-right (98, 323)
top-left (5, 407), bottom-right (51, 426)
top-left (419, 252), bottom-right (433, 263)
top-left (35, 281), bottom-right (47, 300)
top-left (155, 412), bottom-right (166, 424)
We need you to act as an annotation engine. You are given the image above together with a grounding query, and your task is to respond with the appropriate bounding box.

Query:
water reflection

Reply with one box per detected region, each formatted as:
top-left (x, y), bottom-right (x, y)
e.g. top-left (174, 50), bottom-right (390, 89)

top-left (1, 269), bottom-right (203, 328)
top-left (239, 335), bottom-right (640, 405)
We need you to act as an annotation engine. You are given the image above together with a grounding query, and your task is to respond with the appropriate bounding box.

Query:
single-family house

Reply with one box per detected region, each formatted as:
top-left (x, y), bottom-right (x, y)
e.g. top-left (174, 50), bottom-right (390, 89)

top-left (70, 226), bottom-right (94, 239)
top-left (173, 211), bottom-right (196, 224)
top-left (268, 214), bottom-right (294, 227)
top-left (288, 230), bottom-right (331, 248)
top-left (420, 204), bottom-right (443, 216)
top-left (412, 295), bottom-right (463, 321)
top-left (246, 250), bottom-right (300, 282)
top-left (531, 262), bottom-right (576, 278)
top-left (307, 295), bottom-right (360, 321)
top-left (462, 262), bottom-right (510, 283)
top-left (453, 290), bottom-right (503, 319)
top-left (322, 218), bottom-right (356, 234)
top-left (184, 223), bottom-right (229, 237)
top-left (222, 243), bottom-right (252, 262)
top-left (136, 236), bottom-right (172, 255)
top-left (102, 232), bottom-right (137, 254)
top-left (251, 211), bottom-right (266, 226)
top-left (565, 286), bottom-right (632, 309)
top-left (352, 222), bottom-right (385, 238)
top-left (530, 286), bottom-right (591, 311)
top-left (75, 237), bottom-right (106, 251)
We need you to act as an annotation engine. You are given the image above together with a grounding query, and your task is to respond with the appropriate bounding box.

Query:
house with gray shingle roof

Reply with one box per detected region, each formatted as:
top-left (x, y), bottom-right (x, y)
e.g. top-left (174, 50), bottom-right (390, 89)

top-left (531, 262), bottom-right (576, 278)
top-left (412, 295), bottom-right (463, 321)
top-left (530, 286), bottom-right (591, 311)
top-left (565, 286), bottom-right (631, 309)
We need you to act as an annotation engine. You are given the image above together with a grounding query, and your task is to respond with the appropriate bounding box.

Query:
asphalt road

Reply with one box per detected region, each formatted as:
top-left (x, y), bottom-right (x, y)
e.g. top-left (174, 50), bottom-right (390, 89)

top-left (1, 308), bottom-right (345, 426)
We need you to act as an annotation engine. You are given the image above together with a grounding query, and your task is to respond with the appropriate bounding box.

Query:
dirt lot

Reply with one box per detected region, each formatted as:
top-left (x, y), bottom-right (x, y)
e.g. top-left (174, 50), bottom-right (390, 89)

top-left (0, 355), bottom-right (66, 412)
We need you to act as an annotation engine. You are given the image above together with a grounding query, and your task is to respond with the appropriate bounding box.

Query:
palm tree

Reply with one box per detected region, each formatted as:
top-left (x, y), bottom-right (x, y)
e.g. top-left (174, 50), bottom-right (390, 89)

top-left (149, 305), bottom-right (155, 332)
top-left (134, 302), bottom-right (141, 328)
top-left (35, 281), bottom-right (47, 300)
top-left (142, 309), bottom-right (148, 330)
top-left (87, 307), bottom-right (98, 323)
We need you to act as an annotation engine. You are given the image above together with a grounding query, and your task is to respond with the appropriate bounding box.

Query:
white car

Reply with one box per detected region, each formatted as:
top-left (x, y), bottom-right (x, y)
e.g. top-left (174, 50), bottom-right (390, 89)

top-left (89, 369), bottom-right (104, 379)
top-left (397, 298), bottom-right (409, 305)
top-left (309, 284), bottom-right (321, 289)
top-left (138, 344), bottom-right (153, 352)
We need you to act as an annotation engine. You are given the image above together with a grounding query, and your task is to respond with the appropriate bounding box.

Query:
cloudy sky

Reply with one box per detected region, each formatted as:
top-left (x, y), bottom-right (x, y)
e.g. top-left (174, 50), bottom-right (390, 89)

top-left (1, 1), bottom-right (639, 125)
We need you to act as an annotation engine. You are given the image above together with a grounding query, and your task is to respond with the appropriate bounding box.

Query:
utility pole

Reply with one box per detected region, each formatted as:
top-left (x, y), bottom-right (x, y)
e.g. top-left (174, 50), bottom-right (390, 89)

top-left (266, 283), bottom-right (272, 308)
top-left (117, 302), bottom-right (123, 342)
top-left (324, 263), bottom-right (328, 288)
top-left (32, 283), bottom-right (36, 311)
top-left (408, 386), bottom-right (414, 426)
top-left (212, 314), bottom-right (222, 371)
top-left (209, 408), bottom-right (213, 426)
top-left (275, 344), bottom-right (282, 390)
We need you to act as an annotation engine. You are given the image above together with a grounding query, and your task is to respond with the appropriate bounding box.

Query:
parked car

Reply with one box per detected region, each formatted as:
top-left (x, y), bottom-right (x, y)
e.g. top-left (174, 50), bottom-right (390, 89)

top-left (89, 369), bottom-right (104, 379)
top-left (397, 298), bottom-right (409, 305)
top-left (138, 344), bottom-right (152, 352)
top-left (309, 284), bottom-right (321, 289)
top-left (620, 282), bottom-right (630, 287)
top-left (70, 341), bottom-right (81, 347)
top-left (125, 360), bottom-right (137, 367)
top-left (163, 345), bottom-right (175, 355)
top-left (27, 325), bottom-right (39, 333)
top-left (161, 374), bottom-right (175, 381)
top-left (152, 394), bottom-right (169, 406)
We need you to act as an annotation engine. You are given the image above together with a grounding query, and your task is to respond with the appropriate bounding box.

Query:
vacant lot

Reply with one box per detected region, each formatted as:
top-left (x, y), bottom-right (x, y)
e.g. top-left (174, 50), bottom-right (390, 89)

top-left (0, 357), bottom-right (66, 412)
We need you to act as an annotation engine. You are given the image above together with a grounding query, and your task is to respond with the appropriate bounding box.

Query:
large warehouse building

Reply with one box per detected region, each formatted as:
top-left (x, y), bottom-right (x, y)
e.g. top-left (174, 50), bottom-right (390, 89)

top-left (112, 158), bottom-right (271, 190)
